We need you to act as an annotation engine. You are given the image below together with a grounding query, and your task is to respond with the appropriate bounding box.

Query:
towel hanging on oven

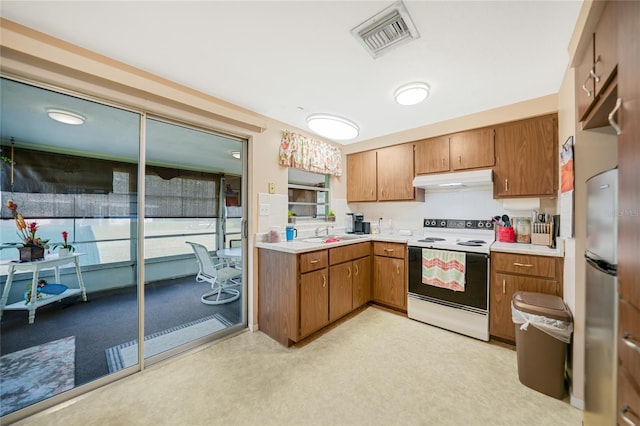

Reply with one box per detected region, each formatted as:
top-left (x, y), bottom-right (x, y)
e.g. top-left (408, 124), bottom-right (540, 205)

top-left (421, 249), bottom-right (466, 292)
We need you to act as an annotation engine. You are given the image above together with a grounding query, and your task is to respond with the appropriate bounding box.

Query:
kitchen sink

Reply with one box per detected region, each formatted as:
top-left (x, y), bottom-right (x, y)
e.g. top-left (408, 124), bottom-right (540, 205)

top-left (299, 234), bottom-right (367, 243)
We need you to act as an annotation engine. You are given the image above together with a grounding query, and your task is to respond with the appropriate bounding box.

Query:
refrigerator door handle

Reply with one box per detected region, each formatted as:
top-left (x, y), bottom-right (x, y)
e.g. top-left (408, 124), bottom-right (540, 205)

top-left (585, 254), bottom-right (617, 276)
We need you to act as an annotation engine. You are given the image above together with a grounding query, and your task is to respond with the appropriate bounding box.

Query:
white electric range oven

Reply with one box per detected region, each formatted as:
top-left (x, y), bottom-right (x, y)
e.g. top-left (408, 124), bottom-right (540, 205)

top-left (407, 218), bottom-right (495, 341)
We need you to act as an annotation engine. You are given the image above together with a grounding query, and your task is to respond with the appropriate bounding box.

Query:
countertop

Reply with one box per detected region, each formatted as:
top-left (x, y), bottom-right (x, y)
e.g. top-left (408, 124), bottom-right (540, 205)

top-left (256, 233), bottom-right (564, 257)
top-left (255, 234), bottom-right (411, 254)
top-left (490, 240), bottom-right (564, 257)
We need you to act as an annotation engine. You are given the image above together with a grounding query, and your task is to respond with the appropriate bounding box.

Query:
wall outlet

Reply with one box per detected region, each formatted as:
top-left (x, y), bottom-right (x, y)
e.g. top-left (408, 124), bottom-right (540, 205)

top-left (259, 203), bottom-right (270, 216)
top-left (268, 182), bottom-right (275, 194)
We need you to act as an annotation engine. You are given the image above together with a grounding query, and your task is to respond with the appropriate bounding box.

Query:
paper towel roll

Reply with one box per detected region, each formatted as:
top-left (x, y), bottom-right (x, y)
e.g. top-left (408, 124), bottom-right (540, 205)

top-left (502, 198), bottom-right (540, 211)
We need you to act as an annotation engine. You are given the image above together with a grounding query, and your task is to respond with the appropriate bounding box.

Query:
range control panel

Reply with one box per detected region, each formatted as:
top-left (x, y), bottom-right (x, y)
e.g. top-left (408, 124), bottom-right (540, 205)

top-left (423, 218), bottom-right (495, 230)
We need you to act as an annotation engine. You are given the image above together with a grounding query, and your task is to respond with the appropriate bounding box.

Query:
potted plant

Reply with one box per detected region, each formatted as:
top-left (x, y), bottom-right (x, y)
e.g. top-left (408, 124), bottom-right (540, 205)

top-left (52, 231), bottom-right (75, 256)
top-left (288, 209), bottom-right (296, 224)
top-left (327, 209), bottom-right (336, 222)
top-left (6, 200), bottom-right (49, 261)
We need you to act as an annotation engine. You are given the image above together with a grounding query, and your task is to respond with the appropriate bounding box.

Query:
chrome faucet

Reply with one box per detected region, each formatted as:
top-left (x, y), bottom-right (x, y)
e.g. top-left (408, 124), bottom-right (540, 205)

top-left (315, 225), bottom-right (333, 236)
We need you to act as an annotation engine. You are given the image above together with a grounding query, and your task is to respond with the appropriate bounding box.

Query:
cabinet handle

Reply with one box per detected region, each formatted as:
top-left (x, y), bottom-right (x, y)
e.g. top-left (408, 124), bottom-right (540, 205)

top-left (504, 178), bottom-right (509, 192)
top-left (441, 158), bottom-right (445, 168)
top-left (309, 259), bottom-right (320, 264)
top-left (513, 262), bottom-right (533, 268)
top-left (502, 279), bottom-right (506, 294)
top-left (322, 274), bottom-right (326, 287)
top-left (396, 264), bottom-right (400, 275)
top-left (384, 248), bottom-right (395, 253)
top-left (354, 264), bottom-right (359, 276)
top-left (458, 155), bottom-right (461, 164)
top-left (347, 267), bottom-right (352, 278)
top-left (582, 75), bottom-right (593, 97)
top-left (620, 405), bottom-right (638, 426)
top-left (608, 97), bottom-right (622, 136)
top-left (622, 332), bottom-right (640, 354)
top-left (590, 56), bottom-right (601, 83)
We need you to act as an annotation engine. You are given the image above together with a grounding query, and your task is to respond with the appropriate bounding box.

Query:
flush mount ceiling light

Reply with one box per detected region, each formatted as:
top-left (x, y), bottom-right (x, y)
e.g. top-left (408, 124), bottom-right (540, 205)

top-left (394, 82), bottom-right (430, 106)
top-left (47, 109), bottom-right (85, 125)
top-left (231, 151), bottom-right (241, 159)
top-left (306, 114), bottom-right (359, 141)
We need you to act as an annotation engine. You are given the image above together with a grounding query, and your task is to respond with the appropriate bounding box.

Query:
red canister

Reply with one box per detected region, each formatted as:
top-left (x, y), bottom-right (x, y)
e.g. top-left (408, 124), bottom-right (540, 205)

top-left (497, 226), bottom-right (515, 243)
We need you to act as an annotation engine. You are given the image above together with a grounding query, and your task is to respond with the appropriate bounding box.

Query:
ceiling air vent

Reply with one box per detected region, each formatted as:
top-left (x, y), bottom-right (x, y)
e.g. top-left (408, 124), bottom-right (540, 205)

top-left (351, 1), bottom-right (420, 59)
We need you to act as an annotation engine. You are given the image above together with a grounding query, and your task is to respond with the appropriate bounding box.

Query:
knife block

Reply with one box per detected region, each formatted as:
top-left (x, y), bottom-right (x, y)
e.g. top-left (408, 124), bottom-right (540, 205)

top-left (531, 220), bottom-right (553, 246)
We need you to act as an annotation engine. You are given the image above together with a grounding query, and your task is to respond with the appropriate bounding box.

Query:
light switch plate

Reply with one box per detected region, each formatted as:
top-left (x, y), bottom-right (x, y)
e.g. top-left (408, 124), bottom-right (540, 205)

top-left (259, 203), bottom-right (270, 216)
top-left (268, 182), bottom-right (275, 194)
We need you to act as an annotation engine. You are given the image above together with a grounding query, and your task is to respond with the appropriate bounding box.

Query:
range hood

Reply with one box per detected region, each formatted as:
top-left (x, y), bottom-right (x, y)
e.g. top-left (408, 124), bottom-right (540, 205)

top-left (412, 169), bottom-right (493, 191)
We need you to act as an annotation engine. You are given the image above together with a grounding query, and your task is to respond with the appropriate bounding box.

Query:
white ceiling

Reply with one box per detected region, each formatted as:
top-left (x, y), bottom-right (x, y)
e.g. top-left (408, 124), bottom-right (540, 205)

top-left (1, 0), bottom-right (582, 145)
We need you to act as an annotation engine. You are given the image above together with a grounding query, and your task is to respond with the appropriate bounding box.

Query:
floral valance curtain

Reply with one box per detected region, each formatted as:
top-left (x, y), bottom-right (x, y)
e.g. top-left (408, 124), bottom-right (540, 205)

top-left (279, 130), bottom-right (343, 176)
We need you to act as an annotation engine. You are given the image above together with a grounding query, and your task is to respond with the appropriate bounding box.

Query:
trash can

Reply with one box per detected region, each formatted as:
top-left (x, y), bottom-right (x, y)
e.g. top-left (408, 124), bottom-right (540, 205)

top-left (511, 291), bottom-right (573, 399)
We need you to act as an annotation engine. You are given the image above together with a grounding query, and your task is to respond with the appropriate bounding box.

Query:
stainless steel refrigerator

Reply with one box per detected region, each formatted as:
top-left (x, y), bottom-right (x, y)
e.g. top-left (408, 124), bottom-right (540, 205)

top-left (584, 167), bottom-right (618, 426)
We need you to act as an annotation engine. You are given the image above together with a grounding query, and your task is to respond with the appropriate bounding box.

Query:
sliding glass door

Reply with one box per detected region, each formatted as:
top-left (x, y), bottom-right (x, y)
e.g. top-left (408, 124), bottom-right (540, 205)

top-left (140, 118), bottom-right (245, 362)
top-left (0, 77), bottom-right (246, 420)
top-left (0, 78), bottom-right (141, 415)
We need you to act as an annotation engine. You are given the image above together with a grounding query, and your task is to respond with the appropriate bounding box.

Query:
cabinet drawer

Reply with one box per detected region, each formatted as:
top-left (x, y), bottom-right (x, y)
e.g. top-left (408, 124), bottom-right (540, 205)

top-left (619, 299), bottom-right (640, 387)
top-left (329, 242), bottom-right (370, 265)
top-left (299, 250), bottom-right (328, 273)
top-left (492, 252), bottom-right (557, 279)
top-left (373, 242), bottom-right (406, 259)
top-left (618, 366), bottom-right (640, 426)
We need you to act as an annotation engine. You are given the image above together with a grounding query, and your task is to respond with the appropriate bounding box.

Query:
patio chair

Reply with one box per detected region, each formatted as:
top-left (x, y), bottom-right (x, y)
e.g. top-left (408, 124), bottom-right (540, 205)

top-left (186, 241), bottom-right (241, 305)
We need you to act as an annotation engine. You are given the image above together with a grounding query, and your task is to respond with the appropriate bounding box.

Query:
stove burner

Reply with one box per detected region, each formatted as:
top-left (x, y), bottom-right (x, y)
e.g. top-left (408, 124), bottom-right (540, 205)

top-left (457, 241), bottom-right (483, 247)
top-left (419, 237), bottom-right (446, 243)
top-left (466, 240), bottom-right (486, 244)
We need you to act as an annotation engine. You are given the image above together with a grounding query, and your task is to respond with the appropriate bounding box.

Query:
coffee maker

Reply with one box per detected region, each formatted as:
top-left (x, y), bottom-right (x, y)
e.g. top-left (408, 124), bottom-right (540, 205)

top-left (345, 213), bottom-right (355, 233)
top-left (354, 213), bottom-right (365, 234)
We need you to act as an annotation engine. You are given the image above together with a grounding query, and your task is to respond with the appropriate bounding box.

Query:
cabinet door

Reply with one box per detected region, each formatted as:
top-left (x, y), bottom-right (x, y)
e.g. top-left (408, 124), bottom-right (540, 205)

top-left (494, 115), bottom-right (557, 198)
top-left (415, 136), bottom-right (449, 174)
top-left (377, 144), bottom-right (415, 201)
top-left (618, 366), bottom-right (640, 426)
top-left (299, 268), bottom-right (329, 338)
top-left (576, 35), bottom-right (596, 121)
top-left (347, 151), bottom-right (377, 202)
top-left (618, 299), bottom-right (640, 395)
top-left (449, 128), bottom-right (495, 170)
top-left (373, 256), bottom-right (406, 309)
top-left (490, 272), bottom-right (558, 342)
top-left (617, 0), bottom-right (640, 311)
top-left (352, 256), bottom-right (371, 309)
top-left (490, 272), bottom-right (519, 342)
top-left (329, 262), bottom-right (353, 322)
top-left (594, 0), bottom-right (618, 97)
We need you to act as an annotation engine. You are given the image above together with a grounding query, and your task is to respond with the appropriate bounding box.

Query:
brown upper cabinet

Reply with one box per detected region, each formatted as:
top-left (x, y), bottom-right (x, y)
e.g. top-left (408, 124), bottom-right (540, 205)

top-left (347, 150), bottom-right (377, 202)
top-left (415, 135), bottom-right (449, 174)
top-left (347, 143), bottom-right (420, 202)
top-left (449, 128), bottom-right (495, 171)
top-left (415, 128), bottom-right (494, 175)
top-left (377, 144), bottom-right (415, 201)
top-left (576, 1), bottom-right (618, 127)
top-left (493, 114), bottom-right (558, 198)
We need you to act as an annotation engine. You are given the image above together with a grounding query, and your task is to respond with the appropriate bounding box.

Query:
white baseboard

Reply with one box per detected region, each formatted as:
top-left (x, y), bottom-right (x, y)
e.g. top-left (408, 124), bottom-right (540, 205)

top-left (570, 393), bottom-right (584, 410)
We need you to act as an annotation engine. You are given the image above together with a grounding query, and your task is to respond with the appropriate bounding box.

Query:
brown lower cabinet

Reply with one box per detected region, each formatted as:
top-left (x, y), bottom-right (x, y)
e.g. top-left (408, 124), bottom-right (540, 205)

top-left (489, 252), bottom-right (563, 343)
top-left (258, 242), bottom-right (375, 347)
top-left (300, 267), bottom-right (330, 337)
top-left (373, 242), bottom-right (407, 311)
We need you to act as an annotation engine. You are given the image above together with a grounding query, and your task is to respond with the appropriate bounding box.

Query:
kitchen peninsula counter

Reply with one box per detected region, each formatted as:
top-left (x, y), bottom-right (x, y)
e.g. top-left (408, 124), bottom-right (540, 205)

top-left (255, 234), bottom-right (412, 254)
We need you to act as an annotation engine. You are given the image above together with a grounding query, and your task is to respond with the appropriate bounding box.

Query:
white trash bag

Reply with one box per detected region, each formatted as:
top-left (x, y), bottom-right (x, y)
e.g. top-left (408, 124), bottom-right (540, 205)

top-left (511, 302), bottom-right (573, 343)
